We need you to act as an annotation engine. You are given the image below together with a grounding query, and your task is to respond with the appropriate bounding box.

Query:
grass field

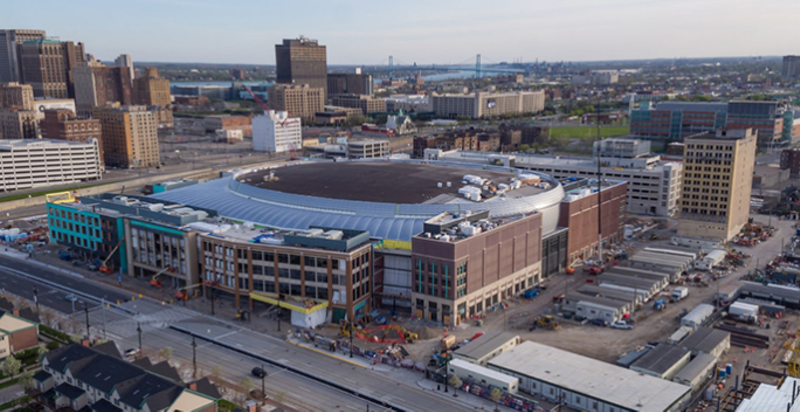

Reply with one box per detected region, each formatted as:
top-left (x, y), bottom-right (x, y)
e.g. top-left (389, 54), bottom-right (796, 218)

top-left (0, 181), bottom-right (120, 203)
top-left (549, 125), bottom-right (630, 140)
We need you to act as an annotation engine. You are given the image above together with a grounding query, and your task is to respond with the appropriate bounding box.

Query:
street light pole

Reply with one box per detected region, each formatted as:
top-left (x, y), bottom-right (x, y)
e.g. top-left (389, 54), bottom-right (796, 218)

top-left (84, 302), bottom-right (90, 341)
top-left (444, 357), bottom-right (450, 393)
top-left (192, 336), bottom-right (197, 379)
top-left (137, 322), bottom-right (142, 353)
top-left (33, 286), bottom-right (38, 312)
top-left (260, 363), bottom-right (266, 400)
top-left (102, 298), bottom-right (107, 340)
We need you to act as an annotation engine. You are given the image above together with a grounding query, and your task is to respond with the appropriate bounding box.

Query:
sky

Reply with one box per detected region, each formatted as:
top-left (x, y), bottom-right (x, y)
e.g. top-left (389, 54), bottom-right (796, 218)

top-left (4, 0), bottom-right (799, 65)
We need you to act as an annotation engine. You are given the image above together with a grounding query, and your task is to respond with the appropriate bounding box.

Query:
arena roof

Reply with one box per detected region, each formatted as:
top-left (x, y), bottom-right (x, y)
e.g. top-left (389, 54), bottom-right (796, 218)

top-left (238, 162), bottom-right (537, 204)
top-left (151, 159), bottom-right (565, 241)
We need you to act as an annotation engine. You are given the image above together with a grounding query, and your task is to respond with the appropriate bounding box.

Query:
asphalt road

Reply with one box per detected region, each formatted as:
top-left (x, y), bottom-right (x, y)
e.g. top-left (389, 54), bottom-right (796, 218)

top-left (0, 255), bottom-right (485, 412)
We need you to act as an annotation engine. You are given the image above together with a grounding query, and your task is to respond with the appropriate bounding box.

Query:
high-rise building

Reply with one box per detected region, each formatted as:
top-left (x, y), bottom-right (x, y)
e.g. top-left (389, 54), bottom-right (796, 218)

top-left (677, 128), bottom-right (756, 242)
top-left (0, 109), bottom-right (37, 139)
top-left (230, 68), bottom-right (245, 80)
top-left (114, 54), bottom-right (134, 82)
top-left (18, 40), bottom-right (69, 98)
top-left (133, 68), bottom-right (170, 107)
top-left (92, 105), bottom-right (159, 168)
top-left (73, 66), bottom-right (133, 116)
top-left (252, 110), bottom-right (301, 153)
top-left (327, 73), bottom-right (374, 97)
top-left (40, 109), bottom-right (103, 165)
top-left (62, 41), bottom-right (86, 97)
top-left (782, 56), bottom-right (800, 78)
top-left (267, 84), bottom-right (324, 122)
top-left (0, 82), bottom-right (34, 110)
top-left (275, 36), bottom-right (327, 95)
top-left (0, 29), bottom-right (45, 83)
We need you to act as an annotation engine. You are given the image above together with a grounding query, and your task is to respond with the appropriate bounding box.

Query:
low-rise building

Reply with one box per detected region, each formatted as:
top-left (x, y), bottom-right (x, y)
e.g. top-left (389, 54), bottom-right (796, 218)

top-left (672, 353), bottom-right (717, 391)
top-left (679, 326), bottom-right (730, 360)
top-left (252, 110), bottom-right (302, 153)
top-left (0, 138), bottom-right (102, 192)
top-left (453, 332), bottom-right (520, 366)
top-left (346, 139), bottom-right (388, 159)
top-left (0, 312), bottom-right (38, 357)
top-left (448, 358), bottom-right (519, 394)
top-left (330, 94), bottom-right (386, 115)
top-left (35, 343), bottom-right (218, 412)
top-left (203, 115), bottom-right (251, 132)
top-left (431, 90), bottom-right (545, 119)
top-left (488, 341), bottom-right (691, 412)
top-left (630, 344), bottom-right (692, 380)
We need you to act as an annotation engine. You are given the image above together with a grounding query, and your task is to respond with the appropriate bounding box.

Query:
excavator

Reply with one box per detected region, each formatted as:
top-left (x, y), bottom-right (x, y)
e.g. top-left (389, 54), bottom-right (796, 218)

top-left (531, 315), bottom-right (561, 331)
top-left (99, 241), bottom-right (124, 274)
top-left (148, 266), bottom-right (174, 288)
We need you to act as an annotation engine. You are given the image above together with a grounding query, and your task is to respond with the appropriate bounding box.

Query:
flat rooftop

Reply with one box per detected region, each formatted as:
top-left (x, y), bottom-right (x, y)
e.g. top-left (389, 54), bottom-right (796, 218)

top-left (630, 344), bottom-right (689, 374)
top-left (488, 341), bottom-right (690, 412)
top-left (238, 161), bottom-right (537, 204)
top-left (454, 332), bottom-right (518, 361)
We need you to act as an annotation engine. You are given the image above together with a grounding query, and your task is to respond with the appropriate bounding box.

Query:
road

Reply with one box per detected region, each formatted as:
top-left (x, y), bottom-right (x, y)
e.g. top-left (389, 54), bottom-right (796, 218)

top-left (0, 254), bottom-right (492, 412)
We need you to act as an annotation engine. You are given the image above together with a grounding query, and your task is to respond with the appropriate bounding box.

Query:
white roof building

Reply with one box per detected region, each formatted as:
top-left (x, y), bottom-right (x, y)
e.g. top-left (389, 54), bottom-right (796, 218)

top-left (252, 110), bottom-right (301, 153)
top-left (488, 341), bottom-right (691, 412)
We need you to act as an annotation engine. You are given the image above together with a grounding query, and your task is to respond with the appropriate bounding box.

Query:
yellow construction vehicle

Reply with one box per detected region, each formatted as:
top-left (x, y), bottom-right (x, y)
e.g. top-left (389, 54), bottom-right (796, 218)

top-left (533, 315), bottom-right (561, 331)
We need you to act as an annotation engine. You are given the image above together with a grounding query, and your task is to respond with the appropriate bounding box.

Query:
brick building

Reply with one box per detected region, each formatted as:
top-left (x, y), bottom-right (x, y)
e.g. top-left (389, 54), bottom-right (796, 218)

top-left (40, 109), bottom-right (103, 165)
top-left (267, 84), bottom-right (324, 123)
top-left (330, 94), bottom-right (386, 116)
top-left (73, 66), bottom-right (133, 116)
top-left (92, 105), bottom-right (159, 168)
top-left (0, 312), bottom-right (38, 357)
top-left (0, 82), bottom-right (33, 110)
top-left (781, 148), bottom-right (800, 177)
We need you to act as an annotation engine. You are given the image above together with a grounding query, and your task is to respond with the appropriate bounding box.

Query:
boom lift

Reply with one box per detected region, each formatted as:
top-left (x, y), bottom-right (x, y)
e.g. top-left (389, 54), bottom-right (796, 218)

top-left (149, 266), bottom-right (175, 288)
top-left (99, 241), bottom-right (124, 274)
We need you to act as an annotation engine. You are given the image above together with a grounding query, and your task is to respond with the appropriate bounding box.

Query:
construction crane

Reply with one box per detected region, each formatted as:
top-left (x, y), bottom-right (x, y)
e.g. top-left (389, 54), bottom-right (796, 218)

top-left (148, 266), bottom-right (174, 288)
top-left (789, 327), bottom-right (800, 377)
top-left (99, 241), bottom-right (124, 274)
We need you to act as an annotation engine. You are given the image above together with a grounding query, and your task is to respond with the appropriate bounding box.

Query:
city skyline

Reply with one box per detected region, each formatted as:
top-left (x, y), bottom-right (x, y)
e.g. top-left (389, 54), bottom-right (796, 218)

top-left (5, 0), bottom-right (799, 65)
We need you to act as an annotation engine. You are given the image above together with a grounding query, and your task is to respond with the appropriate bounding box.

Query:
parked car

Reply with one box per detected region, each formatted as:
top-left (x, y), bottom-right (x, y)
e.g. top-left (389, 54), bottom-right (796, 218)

top-left (65, 294), bottom-right (78, 302)
top-left (589, 318), bottom-right (608, 327)
top-left (251, 367), bottom-right (267, 378)
top-left (124, 348), bottom-right (140, 358)
top-left (610, 321), bottom-right (634, 330)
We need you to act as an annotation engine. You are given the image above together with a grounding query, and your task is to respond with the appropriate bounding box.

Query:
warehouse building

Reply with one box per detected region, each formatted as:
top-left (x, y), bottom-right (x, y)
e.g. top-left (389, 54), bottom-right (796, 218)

top-left (448, 359), bottom-right (519, 394)
top-left (679, 327), bottom-right (731, 360)
top-left (671, 353), bottom-right (717, 391)
top-left (488, 341), bottom-right (691, 412)
top-left (453, 332), bottom-right (520, 366)
top-left (630, 344), bottom-right (691, 380)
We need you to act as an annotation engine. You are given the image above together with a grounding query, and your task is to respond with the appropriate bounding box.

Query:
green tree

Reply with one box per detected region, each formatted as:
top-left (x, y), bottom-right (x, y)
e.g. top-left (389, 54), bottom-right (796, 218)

top-left (1, 355), bottom-right (21, 380)
top-left (159, 346), bottom-right (173, 361)
top-left (274, 391), bottom-right (287, 406)
top-left (448, 374), bottom-right (462, 390)
top-left (518, 144), bottom-right (531, 153)
top-left (210, 365), bottom-right (223, 383)
top-left (19, 370), bottom-right (35, 392)
top-left (239, 377), bottom-right (254, 394)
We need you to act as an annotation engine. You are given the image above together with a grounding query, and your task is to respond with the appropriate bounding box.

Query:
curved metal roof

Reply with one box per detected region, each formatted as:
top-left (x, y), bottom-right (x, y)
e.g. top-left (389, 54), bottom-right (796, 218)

top-left (151, 160), bottom-right (565, 241)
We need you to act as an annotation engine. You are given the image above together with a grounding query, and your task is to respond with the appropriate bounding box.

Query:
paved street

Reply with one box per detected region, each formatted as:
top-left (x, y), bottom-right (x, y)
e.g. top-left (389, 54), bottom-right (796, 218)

top-left (0, 250), bottom-right (506, 412)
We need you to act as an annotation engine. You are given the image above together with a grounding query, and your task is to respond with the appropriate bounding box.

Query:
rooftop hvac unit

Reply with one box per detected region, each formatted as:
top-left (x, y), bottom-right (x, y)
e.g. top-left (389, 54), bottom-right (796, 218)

top-left (324, 230), bottom-right (344, 240)
top-left (306, 228), bottom-right (324, 237)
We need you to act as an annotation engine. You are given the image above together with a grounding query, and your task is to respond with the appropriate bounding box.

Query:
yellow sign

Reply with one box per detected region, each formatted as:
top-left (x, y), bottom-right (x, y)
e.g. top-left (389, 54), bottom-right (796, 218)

top-left (248, 292), bottom-right (328, 314)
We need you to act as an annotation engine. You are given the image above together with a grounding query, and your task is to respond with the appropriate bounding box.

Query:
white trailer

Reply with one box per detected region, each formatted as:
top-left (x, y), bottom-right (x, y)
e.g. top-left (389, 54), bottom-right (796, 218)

top-left (728, 302), bottom-right (759, 322)
top-left (695, 249), bottom-right (727, 271)
top-left (449, 358), bottom-right (519, 394)
top-left (681, 304), bottom-right (715, 330)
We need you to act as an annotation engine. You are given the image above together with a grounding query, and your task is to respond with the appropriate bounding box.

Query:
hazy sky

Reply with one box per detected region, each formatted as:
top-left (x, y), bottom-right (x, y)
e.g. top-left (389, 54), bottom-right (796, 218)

top-left (5, 0), bottom-right (799, 65)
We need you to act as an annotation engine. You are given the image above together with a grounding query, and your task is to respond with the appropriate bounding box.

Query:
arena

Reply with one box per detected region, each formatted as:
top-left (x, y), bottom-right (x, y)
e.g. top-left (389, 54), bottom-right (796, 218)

top-left (151, 159), bottom-right (566, 241)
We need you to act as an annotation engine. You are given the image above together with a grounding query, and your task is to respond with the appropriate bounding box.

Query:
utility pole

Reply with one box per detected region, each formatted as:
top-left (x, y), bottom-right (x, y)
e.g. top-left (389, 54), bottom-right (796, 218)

top-left (444, 357), bottom-right (450, 393)
top-left (84, 302), bottom-right (90, 341)
top-left (33, 286), bottom-right (38, 312)
top-left (192, 336), bottom-right (197, 379)
top-left (137, 322), bottom-right (142, 353)
top-left (101, 298), bottom-right (107, 340)
top-left (260, 363), bottom-right (266, 401)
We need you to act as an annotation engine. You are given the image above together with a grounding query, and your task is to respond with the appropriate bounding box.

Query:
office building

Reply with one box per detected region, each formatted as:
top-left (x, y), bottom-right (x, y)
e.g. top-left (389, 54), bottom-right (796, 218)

top-left (133, 67), bottom-right (170, 107)
top-left (385, 94), bottom-right (430, 113)
top-left (0, 109), bottom-right (37, 139)
top-left (47, 199), bottom-right (127, 271)
top-left (275, 36), bottom-right (327, 95)
top-left (114, 53), bottom-right (134, 82)
top-left (677, 128), bottom-right (757, 241)
top-left (327, 72), bottom-right (373, 97)
top-left (631, 100), bottom-right (798, 148)
top-left (92, 105), bottom-right (159, 168)
top-left (0, 138), bottom-right (102, 192)
top-left (593, 138), bottom-right (651, 158)
top-left (431, 90), bottom-right (545, 119)
top-left (40, 109), bottom-right (103, 164)
top-left (782, 55), bottom-right (800, 78)
top-left (411, 211), bottom-right (542, 326)
top-left (330, 94), bottom-right (386, 115)
top-left (252, 110), bottom-right (301, 153)
top-left (61, 41), bottom-right (86, 97)
top-left (35, 343), bottom-right (219, 412)
top-left (18, 40), bottom-right (68, 98)
top-left (73, 66), bottom-right (133, 116)
top-left (0, 82), bottom-right (33, 110)
top-left (267, 84), bottom-right (324, 122)
top-left (0, 29), bottom-right (45, 83)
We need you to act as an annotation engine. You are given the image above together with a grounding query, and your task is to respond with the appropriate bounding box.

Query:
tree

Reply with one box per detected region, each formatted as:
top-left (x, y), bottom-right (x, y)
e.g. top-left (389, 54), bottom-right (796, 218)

top-left (490, 387), bottom-right (503, 411)
top-left (274, 391), bottom-right (287, 406)
top-left (39, 308), bottom-right (55, 328)
top-left (518, 144), bottom-right (531, 153)
top-left (448, 374), bottom-right (462, 390)
top-left (239, 377), bottom-right (254, 394)
top-left (2, 355), bottom-right (21, 380)
top-left (210, 365), bottom-right (223, 383)
top-left (19, 370), bottom-right (35, 392)
top-left (159, 346), bottom-right (173, 361)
